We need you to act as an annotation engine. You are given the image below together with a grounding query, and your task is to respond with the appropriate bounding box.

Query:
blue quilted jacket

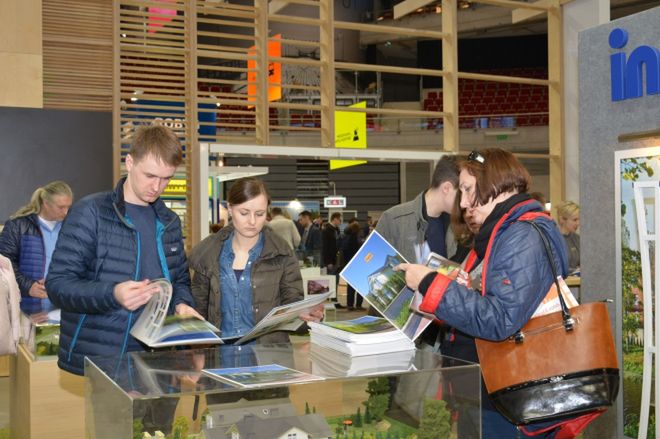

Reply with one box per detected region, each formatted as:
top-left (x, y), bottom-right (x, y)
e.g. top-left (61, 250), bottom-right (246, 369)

top-left (0, 214), bottom-right (46, 296)
top-left (420, 199), bottom-right (569, 341)
top-left (46, 178), bottom-right (194, 375)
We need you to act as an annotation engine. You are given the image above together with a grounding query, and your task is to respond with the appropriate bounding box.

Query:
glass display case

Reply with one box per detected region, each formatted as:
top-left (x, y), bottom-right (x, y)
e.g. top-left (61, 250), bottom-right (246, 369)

top-left (11, 298), bottom-right (85, 439)
top-left (85, 342), bottom-right (481, 438)
top-left (19, 297), bottom-right (60, 359)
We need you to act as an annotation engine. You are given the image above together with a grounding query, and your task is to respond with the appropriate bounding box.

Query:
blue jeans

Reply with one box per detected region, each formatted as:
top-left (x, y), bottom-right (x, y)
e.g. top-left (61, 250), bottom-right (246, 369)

top-left (482, 409), bottom-right (521, 438)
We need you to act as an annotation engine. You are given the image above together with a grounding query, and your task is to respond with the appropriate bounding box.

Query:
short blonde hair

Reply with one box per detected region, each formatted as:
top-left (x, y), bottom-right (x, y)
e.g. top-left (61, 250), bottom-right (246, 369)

top-left (557, 201), bottom-right (579, 221)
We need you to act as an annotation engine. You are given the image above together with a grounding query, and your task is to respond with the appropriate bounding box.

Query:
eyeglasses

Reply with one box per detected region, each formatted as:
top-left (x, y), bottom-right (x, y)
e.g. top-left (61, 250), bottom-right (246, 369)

top-left (467, 150), bottom-right (485, 164)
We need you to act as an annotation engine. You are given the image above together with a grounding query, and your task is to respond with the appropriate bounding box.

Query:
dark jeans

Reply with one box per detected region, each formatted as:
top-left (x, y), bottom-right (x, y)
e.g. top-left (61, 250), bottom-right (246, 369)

top-left (346, 285), bottom-right (363, 308)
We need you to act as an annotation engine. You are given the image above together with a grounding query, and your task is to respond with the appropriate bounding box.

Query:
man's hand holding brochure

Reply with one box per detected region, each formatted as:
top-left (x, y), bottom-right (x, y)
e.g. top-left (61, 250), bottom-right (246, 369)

top-left (131, 279), bottom-right (223, 348)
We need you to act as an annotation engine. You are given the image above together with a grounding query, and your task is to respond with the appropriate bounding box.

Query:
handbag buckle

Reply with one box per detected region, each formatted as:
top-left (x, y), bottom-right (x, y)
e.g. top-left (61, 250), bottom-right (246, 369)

top-left (564, 317), bottom-right (575, 332)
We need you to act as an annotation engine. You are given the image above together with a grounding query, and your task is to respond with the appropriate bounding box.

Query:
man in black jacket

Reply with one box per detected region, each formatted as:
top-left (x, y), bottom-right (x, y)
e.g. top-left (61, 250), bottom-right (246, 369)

top-left (321, 212), bottom-right (342, 273)
top-left (298, 210), bottom-right (322, 266)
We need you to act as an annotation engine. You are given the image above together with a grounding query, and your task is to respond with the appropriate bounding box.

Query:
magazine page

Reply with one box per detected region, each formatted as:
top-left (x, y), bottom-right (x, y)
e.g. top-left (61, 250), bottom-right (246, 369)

top-left (202, 364), bottom-right (324, 388)
top-left (130, 278), bottom-right (172, 346)
top-left (131, 279), bottom-right (222, 347)
top-left (152, 314), bottom-right (222, 348)
top-left (424, 252), bottom-right (462, 277)
top-left (231, 291), bottom-right (332, 345)
top-left (531, 276), bottom-right (579, 318)
top-left (339, 231), bottom-right (432, 341)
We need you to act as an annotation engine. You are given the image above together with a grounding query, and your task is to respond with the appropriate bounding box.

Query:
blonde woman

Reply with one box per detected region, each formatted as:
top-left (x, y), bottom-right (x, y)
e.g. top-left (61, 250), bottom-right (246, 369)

top-left (0, 181), bottom-right (73, 298)
top-left (557, 201), bottom-right (580, 272)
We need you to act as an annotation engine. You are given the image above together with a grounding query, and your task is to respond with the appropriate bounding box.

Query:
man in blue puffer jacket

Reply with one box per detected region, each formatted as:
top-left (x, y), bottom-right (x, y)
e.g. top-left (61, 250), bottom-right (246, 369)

top-left (46, 125), bottom-right (199, 376)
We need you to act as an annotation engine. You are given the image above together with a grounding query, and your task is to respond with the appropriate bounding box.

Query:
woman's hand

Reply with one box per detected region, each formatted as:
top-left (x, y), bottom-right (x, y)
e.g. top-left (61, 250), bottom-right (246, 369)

top-left (395, 263), bottom-right (435, 291)
top-left (175, 303), bottom-right (204, 320)
top-left (299, 303), bottom-right (325, 323)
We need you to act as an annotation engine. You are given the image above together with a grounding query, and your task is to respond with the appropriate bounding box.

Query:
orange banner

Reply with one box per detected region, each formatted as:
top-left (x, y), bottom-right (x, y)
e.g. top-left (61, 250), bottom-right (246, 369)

top-left (248, 35), bottom-right (282, 103)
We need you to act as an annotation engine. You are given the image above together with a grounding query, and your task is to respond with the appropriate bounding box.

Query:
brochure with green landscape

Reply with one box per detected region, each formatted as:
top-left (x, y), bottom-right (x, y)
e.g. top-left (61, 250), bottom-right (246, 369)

top-left (339, 231), bottom-right (432, 341)
top-left (202, 364), bottom-right (324, 388)
top-left (308, 315), bottom-right (400, 342)
top-left (130, 279), bottom-right (222, 348)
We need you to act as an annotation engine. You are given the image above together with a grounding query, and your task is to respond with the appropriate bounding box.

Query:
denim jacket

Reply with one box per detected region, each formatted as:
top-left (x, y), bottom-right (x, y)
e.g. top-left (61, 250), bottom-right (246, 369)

top-left (218, 231), bottom-right (264, 338)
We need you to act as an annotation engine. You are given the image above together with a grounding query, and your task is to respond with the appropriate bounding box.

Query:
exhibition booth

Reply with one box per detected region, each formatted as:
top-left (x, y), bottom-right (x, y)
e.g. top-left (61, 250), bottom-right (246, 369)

top-left (2, 2), bottom-right (660, 439)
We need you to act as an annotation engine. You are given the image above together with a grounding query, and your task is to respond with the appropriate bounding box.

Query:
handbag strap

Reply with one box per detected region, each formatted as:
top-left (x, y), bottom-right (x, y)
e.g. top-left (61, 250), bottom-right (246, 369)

top-left (523, 220), bottom-right (574, 330)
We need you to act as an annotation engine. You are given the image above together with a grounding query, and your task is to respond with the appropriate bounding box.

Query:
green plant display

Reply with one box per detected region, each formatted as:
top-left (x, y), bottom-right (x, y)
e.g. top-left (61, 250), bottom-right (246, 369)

top-left (170, 416), bottom-right (188, 439)
top-left (133, 419), bottom-right (144, 439)
top-left (418, 399), bottom-right (451, 439)
top-left (35, 325), bottom-right (60, 356)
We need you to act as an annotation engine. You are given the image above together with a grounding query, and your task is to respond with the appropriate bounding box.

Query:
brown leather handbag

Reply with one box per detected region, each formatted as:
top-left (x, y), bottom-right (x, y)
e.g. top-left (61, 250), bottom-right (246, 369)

top-left (475, 222), bottom-right (619, 425)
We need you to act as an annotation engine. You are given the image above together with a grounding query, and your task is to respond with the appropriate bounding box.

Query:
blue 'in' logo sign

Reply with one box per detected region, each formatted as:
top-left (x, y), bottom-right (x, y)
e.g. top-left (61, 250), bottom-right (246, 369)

top-left (609, 28), bottom-right (660, 102)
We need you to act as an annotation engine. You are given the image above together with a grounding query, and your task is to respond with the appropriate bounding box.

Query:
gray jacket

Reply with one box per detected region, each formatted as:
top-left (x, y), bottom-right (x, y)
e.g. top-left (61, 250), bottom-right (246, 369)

top-left (376, 191), bottom-right (457, 263)
top-left (189, 224), bottom-right (303, 344)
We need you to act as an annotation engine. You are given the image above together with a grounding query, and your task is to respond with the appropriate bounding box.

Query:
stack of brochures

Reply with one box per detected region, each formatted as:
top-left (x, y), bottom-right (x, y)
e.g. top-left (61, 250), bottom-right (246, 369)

top-left (308, 315), bottom-right (415, 357)
top-left (310, 343), bottom-right (417, 377)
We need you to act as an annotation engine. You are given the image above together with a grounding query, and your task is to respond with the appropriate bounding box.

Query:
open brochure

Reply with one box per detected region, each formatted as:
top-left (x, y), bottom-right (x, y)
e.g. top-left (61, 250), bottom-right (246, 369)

top-left (339, 231), bottom-right (432, 341)
top-left (130, 279), bottom-right (222, 348)
top-left (202, 364), bottom-right (324, 388)
top-left (229, 291), bottom-right (331, 345)
top-left (424, 252), bottom-right (462, 277)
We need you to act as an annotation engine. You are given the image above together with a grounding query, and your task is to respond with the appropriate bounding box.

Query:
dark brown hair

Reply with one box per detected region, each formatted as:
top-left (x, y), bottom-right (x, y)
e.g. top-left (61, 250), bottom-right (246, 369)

top-left (130, 124), bottom-right (183, 167)
top-left (346, 221), bottom-right (361, 235)
top-left (450, 193), bottom-right (474, 247)
top-left (430, 155), bottom-right (459, 189)
top-left (227, 177), bottom-right (271, 206)
top-left (460, 148), bottom-right (530, 207)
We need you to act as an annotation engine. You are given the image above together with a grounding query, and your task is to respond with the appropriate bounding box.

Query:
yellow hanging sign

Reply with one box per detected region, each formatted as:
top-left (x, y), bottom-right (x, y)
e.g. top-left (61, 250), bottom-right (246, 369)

top-left (331, 101), bottom-right (367, 170)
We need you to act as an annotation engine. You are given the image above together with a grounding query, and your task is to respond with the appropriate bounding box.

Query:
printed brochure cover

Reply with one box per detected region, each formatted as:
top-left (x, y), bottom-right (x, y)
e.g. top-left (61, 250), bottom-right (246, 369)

top-left (229, 291), bottom-right (331, 345)
top-left (202, 364), bottom-right (324, 388)
top-left (130, 279), bottom-right (222, 348)
top-left (339, 231), bottom-right (432, 341)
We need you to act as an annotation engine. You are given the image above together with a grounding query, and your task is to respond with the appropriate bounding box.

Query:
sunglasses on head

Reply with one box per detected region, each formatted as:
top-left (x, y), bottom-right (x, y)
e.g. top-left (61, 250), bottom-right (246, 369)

top-left (467, 150), bottom-right (485, 164)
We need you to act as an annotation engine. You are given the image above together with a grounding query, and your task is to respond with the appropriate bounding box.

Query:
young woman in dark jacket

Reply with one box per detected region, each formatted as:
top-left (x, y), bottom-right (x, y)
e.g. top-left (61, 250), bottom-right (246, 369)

top-left (190, 178), bottom-right (324, 344)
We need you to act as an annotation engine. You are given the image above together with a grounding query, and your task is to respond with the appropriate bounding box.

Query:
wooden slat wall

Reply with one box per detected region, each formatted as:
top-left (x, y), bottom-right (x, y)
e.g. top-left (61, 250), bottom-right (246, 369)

top-left (0, 0), bottom-right (43, 108)
top-left (107, 0), bottom-right (565, 246)
top-left (43, 0), bottom-right (113, 111)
